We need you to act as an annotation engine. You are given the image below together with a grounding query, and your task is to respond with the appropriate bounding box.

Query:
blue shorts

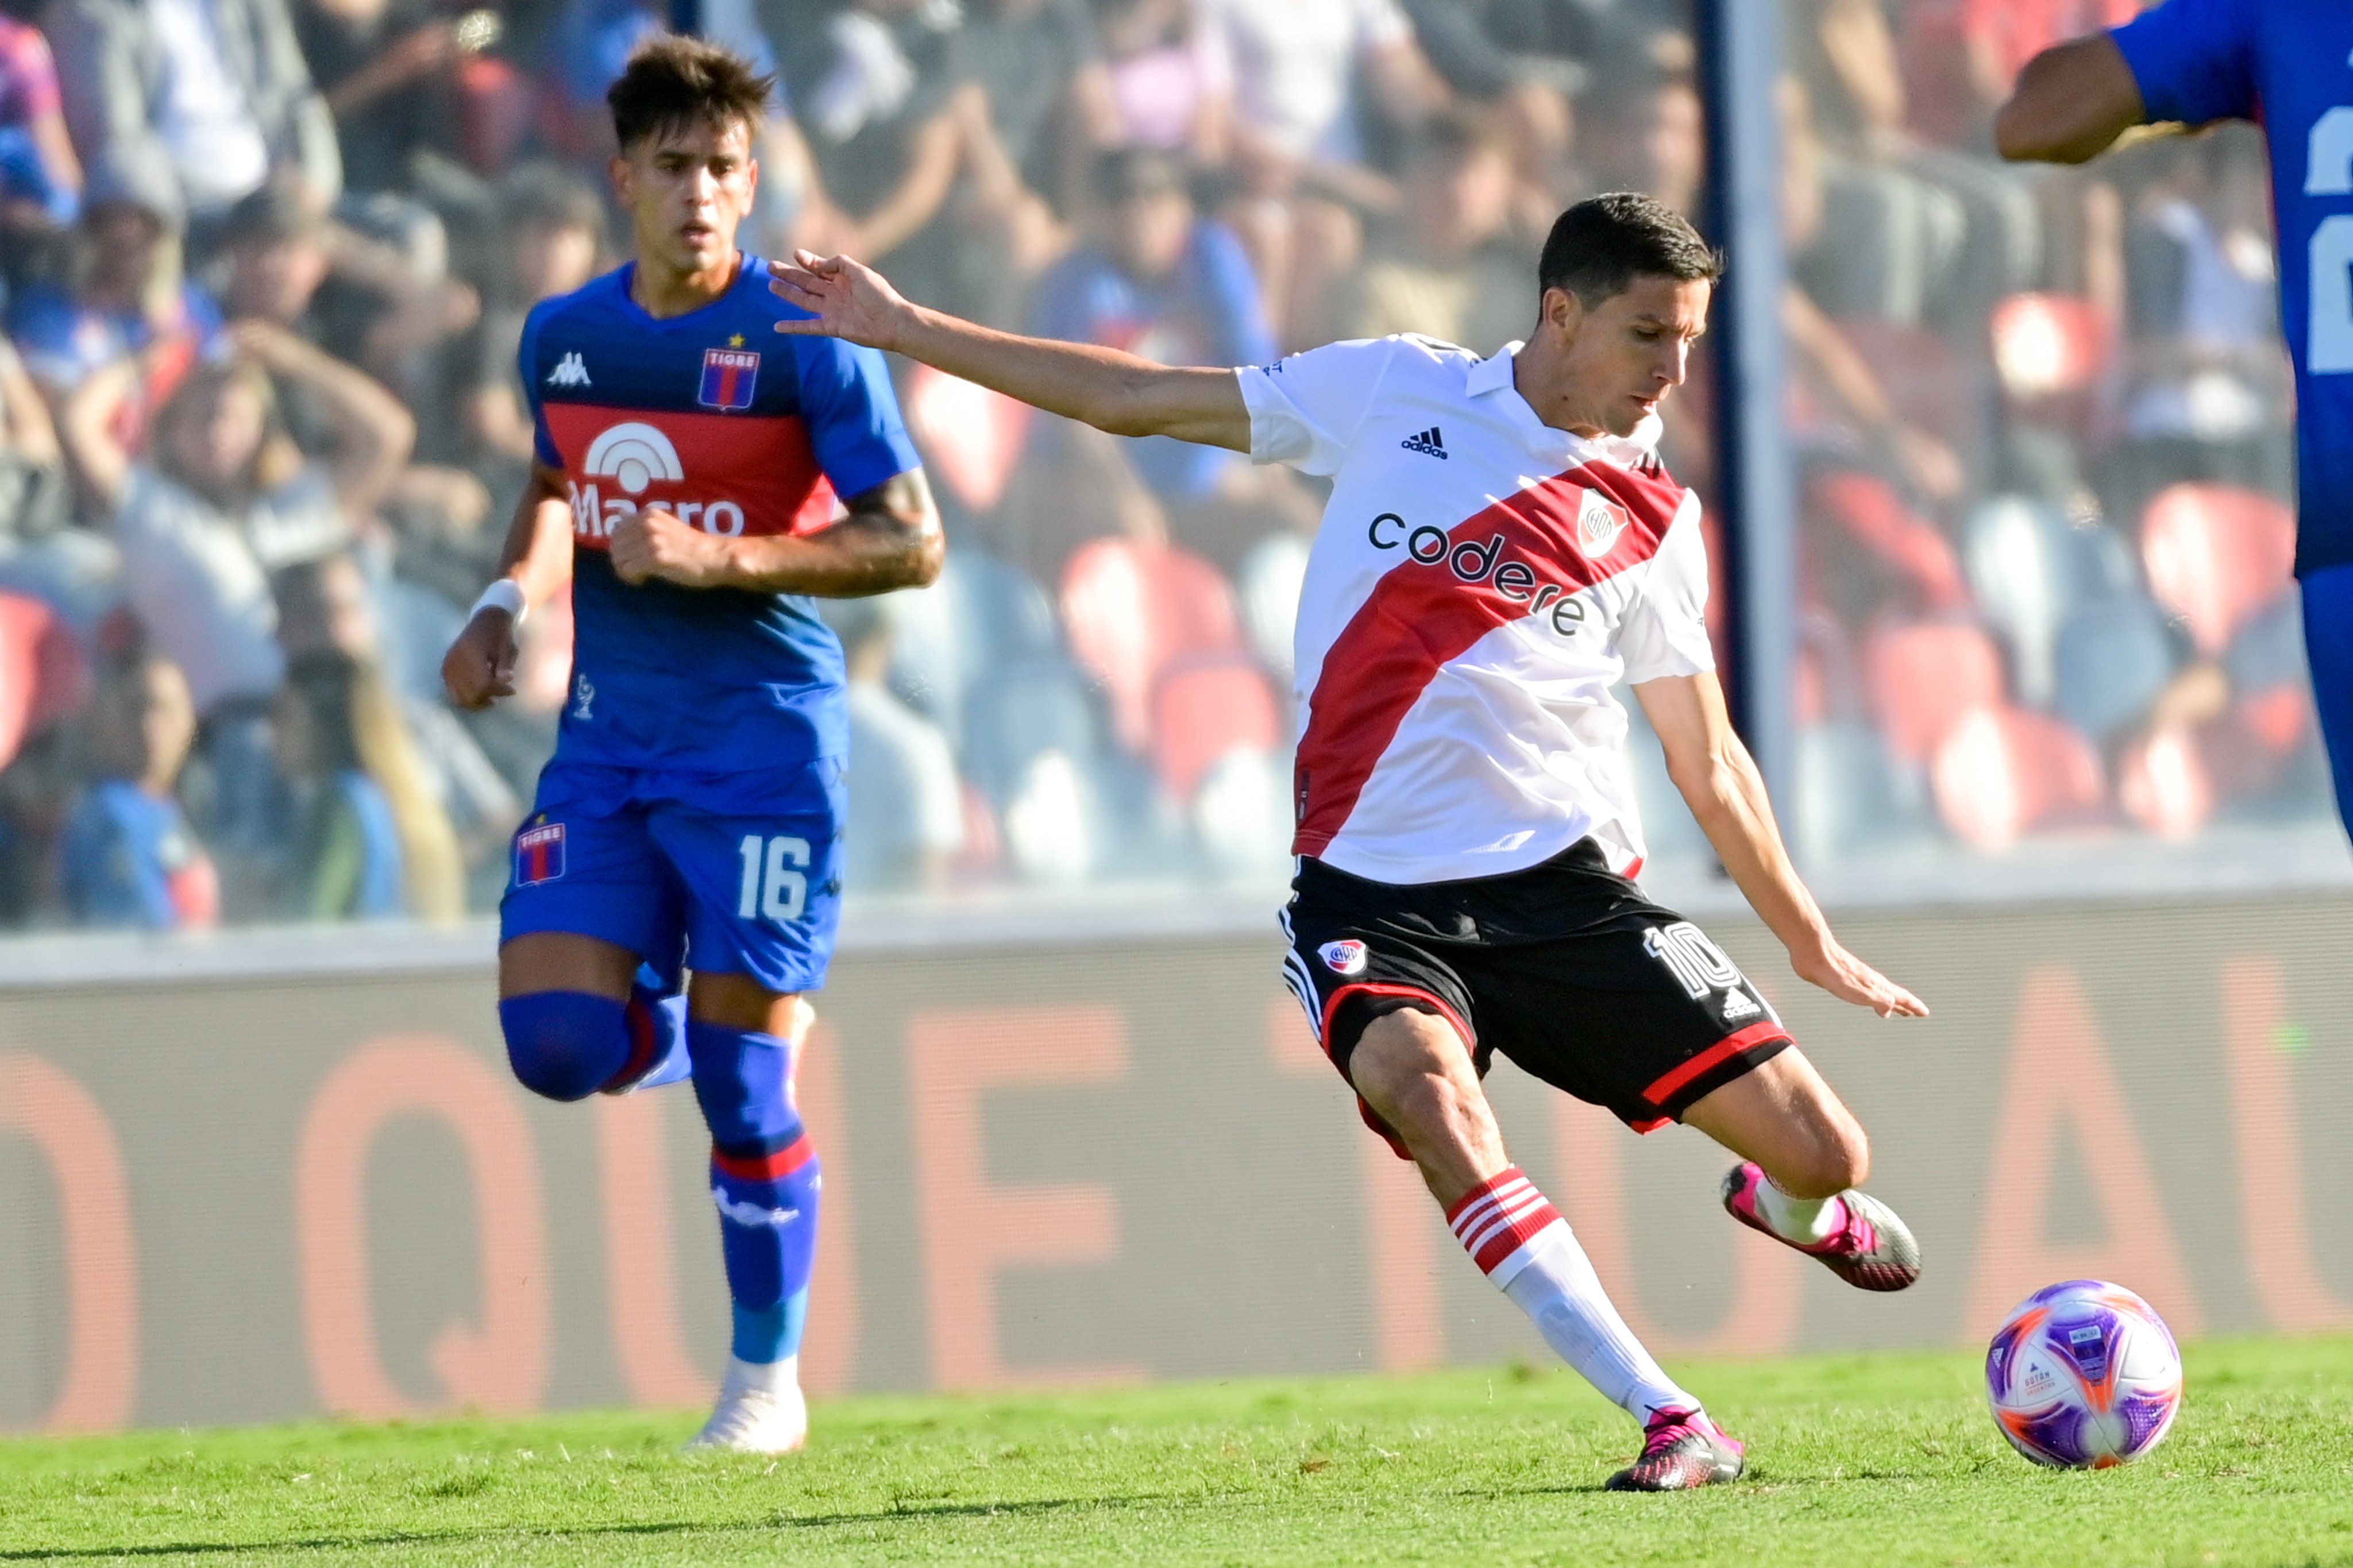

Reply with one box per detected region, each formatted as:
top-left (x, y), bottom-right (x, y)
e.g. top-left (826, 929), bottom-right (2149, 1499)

top-left (499, 758), bottom-right (846, 995)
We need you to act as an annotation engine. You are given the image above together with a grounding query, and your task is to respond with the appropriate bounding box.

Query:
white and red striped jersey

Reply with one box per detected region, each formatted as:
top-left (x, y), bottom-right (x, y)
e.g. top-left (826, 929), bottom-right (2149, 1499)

top-left (1240, 335), bottom-right (1715, 885)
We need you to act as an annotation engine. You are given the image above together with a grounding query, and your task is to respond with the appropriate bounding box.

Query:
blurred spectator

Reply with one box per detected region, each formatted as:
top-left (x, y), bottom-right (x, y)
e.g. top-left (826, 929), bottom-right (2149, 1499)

top-left (273, 644), bottom-right (462, 919)
top-left (0, 13), bottom-right (83, 239)
top-left (1094, 0), bottom-right (1232, 166)
top-left (1899, 0), bottom-right (2140, 148)
top-left (460, 161), bottom-right (604, 488)
top-left (952, 0), bottom-right (1116, 217)
top-left (58, 652), bottom-right (219, 928)
top-left (2112, 130), bottom-right (2293, 514)
top-left (45, 0), bottom-right (342, 232)
top-left (216, 182), bottom-right (478, 419)
top-left (1032, 148), bottom-right (1268, 505)
top-left (9, 153), bottom-right (217, 398)
top-left (829, 594), bottom-right (963, 893)
top-left (1202, 0), bottom-right (1446, 346)
top-left (775, 0), bottom-right (966, 293)
top-left (1578, 64), bottom-right (1703, 221)
top-left (57, 318), bottom-right (411, 867)
top-left (294, 0), bottom-right (462, 193)
top-left (0, 337), bottom-right (69, 547)
top-left (1394, 0), bottom-right (1584, 230)
top-left (274, 550), bottom-right (520, 890)
top-left (1347, 107), bottom-right (1527, 353)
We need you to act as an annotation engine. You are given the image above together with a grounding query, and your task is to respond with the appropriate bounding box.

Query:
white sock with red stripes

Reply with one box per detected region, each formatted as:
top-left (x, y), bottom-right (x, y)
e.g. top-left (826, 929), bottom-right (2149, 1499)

top-left (1447, 1165), bottom-right (1699, 1425)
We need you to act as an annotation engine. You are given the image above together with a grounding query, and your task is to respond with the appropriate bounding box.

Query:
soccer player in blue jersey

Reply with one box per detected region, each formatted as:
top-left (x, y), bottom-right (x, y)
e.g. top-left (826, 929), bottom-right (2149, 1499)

top-left (439, 36), bottom-right (939, 1452)
top-left (1999, 2), bottom-right (2353, 844)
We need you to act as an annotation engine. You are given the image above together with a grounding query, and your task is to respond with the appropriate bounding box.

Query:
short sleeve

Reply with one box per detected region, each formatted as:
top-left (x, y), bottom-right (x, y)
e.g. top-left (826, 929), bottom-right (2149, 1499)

top-left (791, 335), bottom-right (923, 500)
top-left (518, 299), bottom-right (561, 469)
top-left (1236, 338), bottom-right (1399, 476)
top-left (1618, 497), bottom-right (1716, 685)
top-left (2110, 0), bottom-right (2258, 128)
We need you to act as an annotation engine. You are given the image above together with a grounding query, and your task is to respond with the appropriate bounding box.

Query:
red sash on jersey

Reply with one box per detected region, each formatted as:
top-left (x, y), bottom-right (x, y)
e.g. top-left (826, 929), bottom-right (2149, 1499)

top-left (543, 404), bottom-right (840, 550)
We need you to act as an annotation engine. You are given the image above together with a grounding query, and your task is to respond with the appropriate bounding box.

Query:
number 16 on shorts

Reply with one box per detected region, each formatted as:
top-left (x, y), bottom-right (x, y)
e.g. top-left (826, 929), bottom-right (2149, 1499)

top-left (737, 835), bottom-right (810, 922)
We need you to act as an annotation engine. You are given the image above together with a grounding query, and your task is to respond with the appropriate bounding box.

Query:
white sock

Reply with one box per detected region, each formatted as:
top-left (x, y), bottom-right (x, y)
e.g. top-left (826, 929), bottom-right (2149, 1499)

top-left (1450, 1167), bottom-right (1698, 1425)
top-left (720, 1353), bottom-right (800, 1400)
top-left (1754, 1176), bottom-right (1847, 1245)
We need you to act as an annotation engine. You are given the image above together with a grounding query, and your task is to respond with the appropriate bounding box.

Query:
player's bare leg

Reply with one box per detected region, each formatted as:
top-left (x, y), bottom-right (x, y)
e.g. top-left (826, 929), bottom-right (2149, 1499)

top-left (1683, 1051), bottom-right (1922, 1292)
top-left (1348, 1009), bottom-right (1744, 1492)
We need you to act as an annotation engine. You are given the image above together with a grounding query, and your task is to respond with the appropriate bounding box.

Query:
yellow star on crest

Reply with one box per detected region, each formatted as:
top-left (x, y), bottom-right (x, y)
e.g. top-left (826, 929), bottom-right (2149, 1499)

top-left (728, 334), bottom-right (745, 347)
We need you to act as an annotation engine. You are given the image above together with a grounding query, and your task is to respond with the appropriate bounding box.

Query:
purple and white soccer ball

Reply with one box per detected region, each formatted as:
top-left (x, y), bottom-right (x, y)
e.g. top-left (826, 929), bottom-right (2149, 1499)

top-left (1984, 1280), bottom-right (2183, 1469)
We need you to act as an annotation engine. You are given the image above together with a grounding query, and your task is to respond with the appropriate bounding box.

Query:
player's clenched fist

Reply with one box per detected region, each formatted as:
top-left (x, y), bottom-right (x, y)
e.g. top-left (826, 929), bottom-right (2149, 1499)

top-left (610, 507), bottom-right (734, 588)
top-left (442, 608), bottom-right (518, 710)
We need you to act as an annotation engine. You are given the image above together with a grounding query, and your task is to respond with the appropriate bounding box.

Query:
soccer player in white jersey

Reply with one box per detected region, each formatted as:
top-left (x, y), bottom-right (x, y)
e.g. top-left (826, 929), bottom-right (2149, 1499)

top-left (772, 192), bottom-right (1928, 1490)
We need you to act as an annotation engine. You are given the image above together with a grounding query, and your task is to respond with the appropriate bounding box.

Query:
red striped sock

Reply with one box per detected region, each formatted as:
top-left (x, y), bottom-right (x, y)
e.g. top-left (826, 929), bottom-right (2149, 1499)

top-left (1445, 1165), bottom-right (1568, 1283)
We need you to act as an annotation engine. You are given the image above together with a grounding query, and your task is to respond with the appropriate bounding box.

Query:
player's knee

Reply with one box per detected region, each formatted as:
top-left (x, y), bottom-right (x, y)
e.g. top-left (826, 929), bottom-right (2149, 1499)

top-left (1349, 1011), bottom-right (1483, 1140)
top-left (1780, 1117), bottom-right (1869, 1199)
top-left (498, 990), bottom-right (631, 1102)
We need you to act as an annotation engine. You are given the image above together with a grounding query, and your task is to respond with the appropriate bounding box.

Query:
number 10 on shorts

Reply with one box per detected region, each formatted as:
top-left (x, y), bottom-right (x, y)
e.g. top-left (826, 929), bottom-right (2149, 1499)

top-left (736, 835), bottom-right (810, 922)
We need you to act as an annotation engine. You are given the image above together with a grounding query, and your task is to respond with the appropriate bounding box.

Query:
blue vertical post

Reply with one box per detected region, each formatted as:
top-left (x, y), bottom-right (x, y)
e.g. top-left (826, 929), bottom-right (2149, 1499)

top-left (1696, 0), bottom-right (1799, 827)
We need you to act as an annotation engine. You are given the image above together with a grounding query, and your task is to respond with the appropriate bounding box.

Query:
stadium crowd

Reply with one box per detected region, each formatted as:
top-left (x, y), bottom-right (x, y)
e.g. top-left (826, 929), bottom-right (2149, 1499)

top-left (0, 0), bottom-right (2323, 931)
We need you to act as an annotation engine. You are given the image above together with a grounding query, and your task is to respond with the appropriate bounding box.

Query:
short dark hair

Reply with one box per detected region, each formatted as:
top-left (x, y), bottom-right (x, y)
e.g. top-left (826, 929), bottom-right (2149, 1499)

top-left (1093, 146), bottom-right (1187, 205)
top-left (1536, 191), bottom-right (1722, 310)
top-left (607, 33), bottom-right (775, 154)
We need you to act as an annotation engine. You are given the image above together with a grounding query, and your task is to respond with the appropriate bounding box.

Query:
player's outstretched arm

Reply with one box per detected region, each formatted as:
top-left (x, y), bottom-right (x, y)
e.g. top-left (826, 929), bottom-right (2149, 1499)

top-left (1994, 34), bottom-right (2147, 164)
top-left (767, 250), bottom-right (1252, 452)
top-left (608, 466), bottom-right (943, 597)
top-left (1634, 670), bottom-right (1928, 1020)
top-left (441, 461), bottom-right (572, 710)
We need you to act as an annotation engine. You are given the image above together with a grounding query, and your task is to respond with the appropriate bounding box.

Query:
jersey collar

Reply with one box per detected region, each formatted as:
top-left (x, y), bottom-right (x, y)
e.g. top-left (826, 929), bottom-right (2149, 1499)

top-left (1467, 338), bottom-right (1666, 470)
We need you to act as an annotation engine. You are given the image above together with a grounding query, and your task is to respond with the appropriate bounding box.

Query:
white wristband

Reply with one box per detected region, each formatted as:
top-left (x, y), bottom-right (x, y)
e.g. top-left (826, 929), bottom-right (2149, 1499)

top-left (469, 578), bottom-right (527, 627)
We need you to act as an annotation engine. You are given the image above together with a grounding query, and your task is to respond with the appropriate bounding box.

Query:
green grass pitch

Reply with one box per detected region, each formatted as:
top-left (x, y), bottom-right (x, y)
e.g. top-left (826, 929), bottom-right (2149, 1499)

top-left (4, 1337), bottom-right (2351, 1566)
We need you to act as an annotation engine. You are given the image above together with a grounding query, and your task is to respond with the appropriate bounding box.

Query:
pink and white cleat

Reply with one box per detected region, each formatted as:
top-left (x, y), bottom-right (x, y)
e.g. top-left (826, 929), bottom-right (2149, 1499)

top-left (1721, 1161), bottom-right (1920, 1292)
top-left (1606, 1407), bottom-right (1745, 1492)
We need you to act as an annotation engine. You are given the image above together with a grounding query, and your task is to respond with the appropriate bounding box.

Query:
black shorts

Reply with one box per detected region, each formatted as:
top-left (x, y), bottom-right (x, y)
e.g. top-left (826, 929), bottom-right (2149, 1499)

top-left (1279, 840), bottom-right (1792, 1156)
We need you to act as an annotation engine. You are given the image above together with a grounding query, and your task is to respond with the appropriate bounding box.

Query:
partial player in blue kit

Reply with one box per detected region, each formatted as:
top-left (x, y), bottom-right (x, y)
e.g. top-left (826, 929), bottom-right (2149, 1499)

top-left (1999, 0), bottom-right (2353, 840)
top-left (441, 36), bottom-right (939, 1453)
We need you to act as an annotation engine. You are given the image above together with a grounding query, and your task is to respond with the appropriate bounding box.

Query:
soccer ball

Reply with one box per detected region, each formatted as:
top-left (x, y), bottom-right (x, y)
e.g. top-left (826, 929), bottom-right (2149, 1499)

top-left (1984, 1280), bottom-right (2182, 1469)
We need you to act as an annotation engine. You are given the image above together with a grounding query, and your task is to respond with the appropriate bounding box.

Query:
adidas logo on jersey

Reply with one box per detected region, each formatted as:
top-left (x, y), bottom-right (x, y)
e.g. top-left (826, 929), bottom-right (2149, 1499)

top-left (546, 351), bottom-right (591, 387)
top-left (1722, 986), bottom-right (1761, 1019)
top-left (1401, 426), bottom-right (1448, 458)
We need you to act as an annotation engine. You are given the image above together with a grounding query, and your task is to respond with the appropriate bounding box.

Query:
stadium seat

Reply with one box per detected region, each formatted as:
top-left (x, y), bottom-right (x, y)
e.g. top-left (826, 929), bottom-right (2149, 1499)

top-left (1059, 538), bottom-right (1243, 751)
top-left (1930, 706), bottom-right (2105, 849)
top-left (1810, 472), bottom-right (1969, 613)
top-left (2116, 726), bottom-right (2213, 839)
top-left (2053, 597), bottom-right (2178, 744)
top-left (0, 592), bottom-right (88, 768)
top-left (2139, 483), bottom-right (2297, 656)
top-left (1990, 292), bottom-right (2109, 403)
top-left (1864, 618), bottom-right (2006, 764)
top-left (902, 362), bottom-right (1032, 513)
top-left (1150, 654), bottom-right (1280, 802)
top-left (1965, 497), bottom-right (2075, 706)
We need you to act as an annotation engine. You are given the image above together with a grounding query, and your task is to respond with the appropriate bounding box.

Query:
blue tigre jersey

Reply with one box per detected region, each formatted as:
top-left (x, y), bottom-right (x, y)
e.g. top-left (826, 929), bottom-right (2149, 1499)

top-left (521, 254), bottom-right (920, 777)
top-left (2114, 0), bottom-right (2353, 575)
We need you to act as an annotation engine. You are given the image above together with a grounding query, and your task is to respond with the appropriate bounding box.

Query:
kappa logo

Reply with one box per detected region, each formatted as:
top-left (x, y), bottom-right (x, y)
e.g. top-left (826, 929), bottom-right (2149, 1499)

top-left (1573, 487), bottom-right (1630, 558)
top-left (546, 350), bottom-right (591, 387)
top-left (1401, 425), bottom-right (1449, 458)
top-left (1319, 939), bottom-right (1370, 976)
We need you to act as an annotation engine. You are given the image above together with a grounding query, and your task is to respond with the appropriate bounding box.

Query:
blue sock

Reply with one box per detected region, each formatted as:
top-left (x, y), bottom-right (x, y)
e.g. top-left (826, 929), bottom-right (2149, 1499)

top-left (690, 1019), bottom-right (820, 1365)
top-left (2301, 564), bottom-right (2353, 832)
top-left (499, 990), bottom-right (629, 1102)
top-left (611, 965), bottom-right (692, 1093)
